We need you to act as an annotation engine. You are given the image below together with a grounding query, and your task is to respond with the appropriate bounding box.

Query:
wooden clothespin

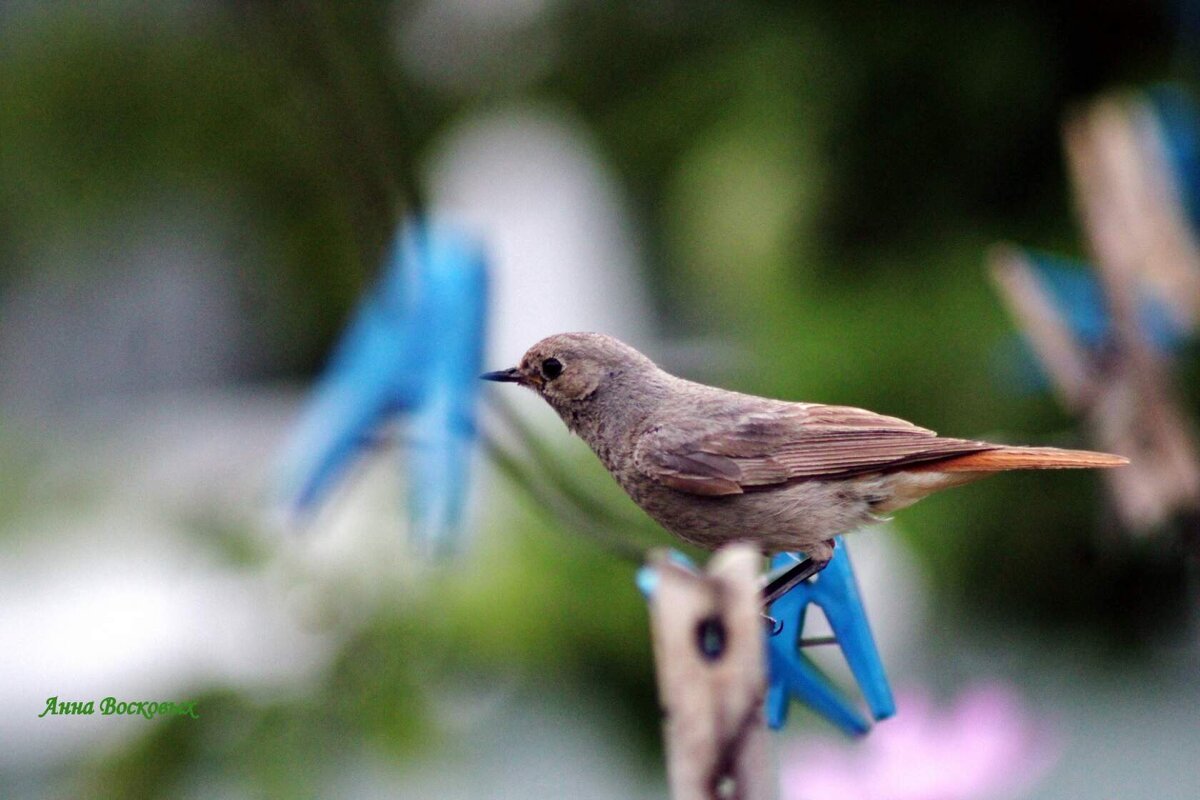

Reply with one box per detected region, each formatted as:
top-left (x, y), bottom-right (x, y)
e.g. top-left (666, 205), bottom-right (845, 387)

top-left (989, 93), bottom-right (1200, 533)
top-left (640, 544), bottom-right (773, 800)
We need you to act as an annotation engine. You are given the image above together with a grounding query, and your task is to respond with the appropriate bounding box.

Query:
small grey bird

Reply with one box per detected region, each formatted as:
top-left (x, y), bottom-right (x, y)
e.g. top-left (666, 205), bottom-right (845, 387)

top-left (483, 333), bottom-right (1127, 596)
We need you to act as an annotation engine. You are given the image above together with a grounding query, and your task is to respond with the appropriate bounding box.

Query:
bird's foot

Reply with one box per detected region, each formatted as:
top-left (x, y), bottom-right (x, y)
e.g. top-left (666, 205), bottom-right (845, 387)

top-left (761, 540), bottom-right (835, 607)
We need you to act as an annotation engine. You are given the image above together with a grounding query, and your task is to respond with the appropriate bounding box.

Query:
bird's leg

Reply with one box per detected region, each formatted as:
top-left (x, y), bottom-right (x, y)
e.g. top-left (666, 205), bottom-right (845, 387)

top-left (761, 539), bottom-right (835, 608)
top-left (761, 557), bottom-right (826, 607)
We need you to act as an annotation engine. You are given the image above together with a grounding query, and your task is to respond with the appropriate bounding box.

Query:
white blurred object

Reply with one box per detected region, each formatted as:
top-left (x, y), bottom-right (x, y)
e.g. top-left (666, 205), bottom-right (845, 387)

top-left (425, 104), bottom-right (653, 367)
top-left (0, 392), bottom-right (340, 770)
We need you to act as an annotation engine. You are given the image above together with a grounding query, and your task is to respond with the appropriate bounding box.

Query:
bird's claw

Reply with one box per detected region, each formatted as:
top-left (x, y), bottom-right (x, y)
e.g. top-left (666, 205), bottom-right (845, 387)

top-left (761, 555), bottom-right (831, 608)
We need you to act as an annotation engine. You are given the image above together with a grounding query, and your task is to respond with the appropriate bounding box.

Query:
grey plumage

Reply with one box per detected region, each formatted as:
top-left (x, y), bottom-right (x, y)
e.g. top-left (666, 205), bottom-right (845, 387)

top-left (483, 332), bottom-right (1128, 560)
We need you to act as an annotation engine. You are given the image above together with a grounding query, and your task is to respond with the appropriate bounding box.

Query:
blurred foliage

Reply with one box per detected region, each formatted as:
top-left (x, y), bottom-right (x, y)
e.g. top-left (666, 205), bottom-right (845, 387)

top-left (66, 510), bottom-right (661, 799)
top-left (2, 0), bottom-right (1196, 794)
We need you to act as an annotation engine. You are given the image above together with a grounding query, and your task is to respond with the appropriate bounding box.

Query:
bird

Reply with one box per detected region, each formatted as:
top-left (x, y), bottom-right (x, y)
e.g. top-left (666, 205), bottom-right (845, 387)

top-left (482, 332), bottom-right (1129, 600)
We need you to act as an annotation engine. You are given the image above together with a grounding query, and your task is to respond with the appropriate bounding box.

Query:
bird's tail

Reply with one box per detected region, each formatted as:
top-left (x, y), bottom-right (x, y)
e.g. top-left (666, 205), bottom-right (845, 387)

top-left (915, 446), bottom-right (1129, 473)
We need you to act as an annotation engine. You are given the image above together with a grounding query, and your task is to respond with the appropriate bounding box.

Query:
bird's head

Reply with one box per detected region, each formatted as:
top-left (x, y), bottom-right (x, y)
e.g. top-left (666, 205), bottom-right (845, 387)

top-left (481, 332), bottom-right (658, 413)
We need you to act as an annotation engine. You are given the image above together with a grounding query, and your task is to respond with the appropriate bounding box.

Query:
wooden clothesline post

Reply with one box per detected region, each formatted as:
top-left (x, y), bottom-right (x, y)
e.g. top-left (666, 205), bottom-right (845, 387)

top-left (643, 543), bottom-right (775, 800)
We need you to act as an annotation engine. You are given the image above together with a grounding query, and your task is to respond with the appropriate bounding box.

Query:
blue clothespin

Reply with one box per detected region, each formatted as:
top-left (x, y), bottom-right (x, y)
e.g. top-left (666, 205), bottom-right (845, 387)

top-left (274, 218), bottom-right (489, 556)
top-left (996, 85), bottom-right (1200, 395)
top-left (998, 250), bottom-right (1187, 394)
top-left (1026, 251), bottom-right (1182, 351)
top-left (765, 537), bottom-right (895, 736)
top-left (1146, 83), bottom-right (1200, 229)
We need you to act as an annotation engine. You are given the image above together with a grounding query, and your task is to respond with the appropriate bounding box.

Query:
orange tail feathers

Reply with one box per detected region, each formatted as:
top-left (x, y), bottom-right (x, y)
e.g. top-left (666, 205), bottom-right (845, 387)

top-left (916, 446), bottom-right (1129, 473)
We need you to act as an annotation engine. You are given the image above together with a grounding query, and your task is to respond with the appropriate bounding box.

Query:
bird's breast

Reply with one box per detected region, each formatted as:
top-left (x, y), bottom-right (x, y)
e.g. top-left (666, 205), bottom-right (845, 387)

top-left (568, 410), bottom-right (631, 474)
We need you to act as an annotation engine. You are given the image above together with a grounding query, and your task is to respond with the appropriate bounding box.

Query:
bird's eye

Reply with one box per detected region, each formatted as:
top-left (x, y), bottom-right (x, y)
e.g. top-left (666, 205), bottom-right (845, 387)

top-left (541, 357), bottom-right (563, 380)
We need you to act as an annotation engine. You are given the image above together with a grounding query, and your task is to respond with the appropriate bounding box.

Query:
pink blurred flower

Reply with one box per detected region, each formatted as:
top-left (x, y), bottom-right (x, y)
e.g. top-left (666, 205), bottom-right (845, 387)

top-left (781, 682), bottom-right (1061, 800)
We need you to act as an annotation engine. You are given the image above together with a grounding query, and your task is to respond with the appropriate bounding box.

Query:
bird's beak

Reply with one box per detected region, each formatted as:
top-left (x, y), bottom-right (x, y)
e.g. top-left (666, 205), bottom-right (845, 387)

top-left (480, 366), bottom-right (523, 384)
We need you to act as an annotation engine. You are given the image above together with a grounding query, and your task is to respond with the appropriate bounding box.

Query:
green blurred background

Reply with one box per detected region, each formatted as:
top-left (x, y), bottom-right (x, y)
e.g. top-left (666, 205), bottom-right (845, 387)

top-left (1, 2), bottom-right (1197, 798)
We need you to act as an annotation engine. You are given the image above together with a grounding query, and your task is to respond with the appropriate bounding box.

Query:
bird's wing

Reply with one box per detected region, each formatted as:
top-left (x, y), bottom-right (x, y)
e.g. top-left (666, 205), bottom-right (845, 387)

top-left (634, 402), bottom-right (996, 496)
